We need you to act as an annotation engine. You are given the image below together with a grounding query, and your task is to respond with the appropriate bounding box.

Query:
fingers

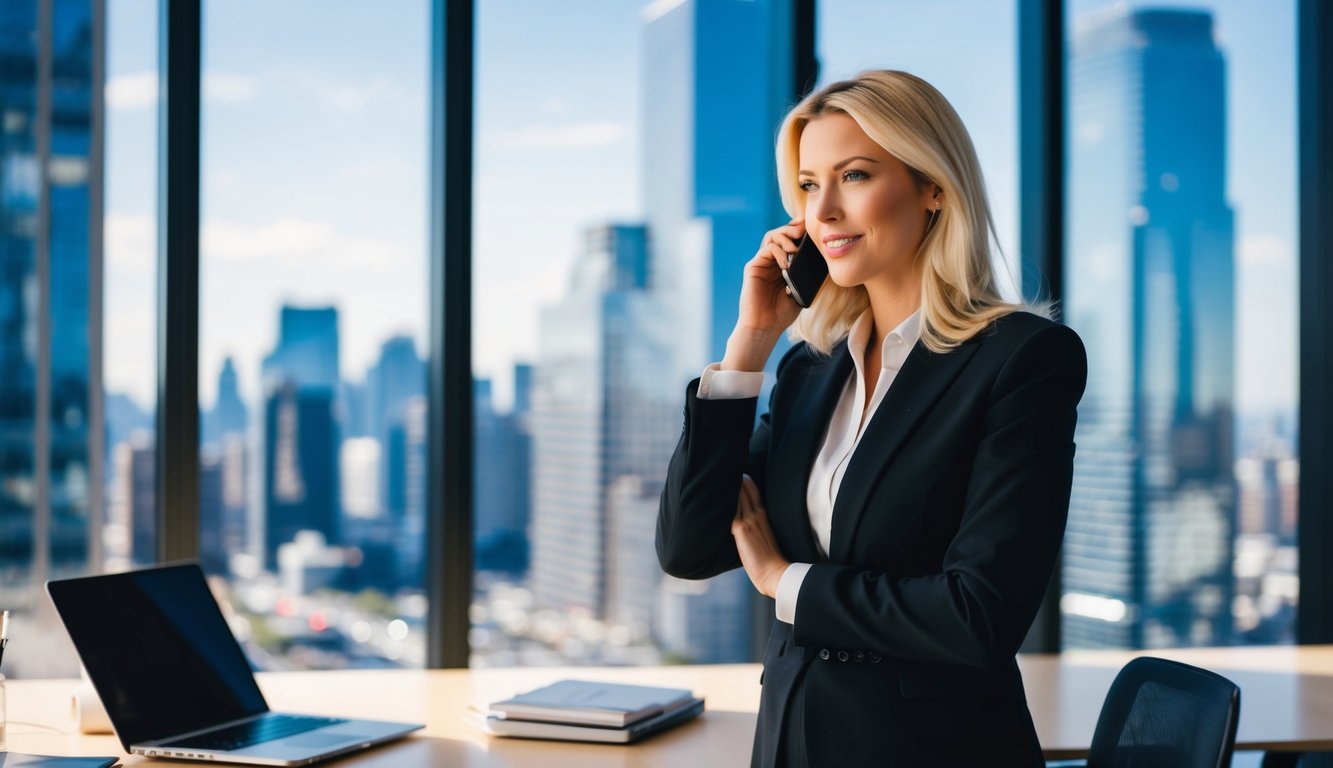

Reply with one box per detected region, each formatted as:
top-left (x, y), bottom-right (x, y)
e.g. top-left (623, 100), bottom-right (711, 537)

top-left (734, 475), bottom-right (768, 545)
top-left (765, 241), bottom-right (793, 270)
top-left (740, 474), bottom-right (763, 513)
top-left (757, 220), bottom-right (806, 269)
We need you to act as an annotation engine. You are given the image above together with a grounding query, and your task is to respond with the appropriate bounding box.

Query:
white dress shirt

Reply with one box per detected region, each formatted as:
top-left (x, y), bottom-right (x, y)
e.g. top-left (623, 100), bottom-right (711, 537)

top-left (697, 308), bottom-right (923, 625)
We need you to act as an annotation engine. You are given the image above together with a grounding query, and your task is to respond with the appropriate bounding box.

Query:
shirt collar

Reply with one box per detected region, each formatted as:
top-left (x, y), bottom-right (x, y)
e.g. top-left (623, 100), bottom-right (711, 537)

top-left (847, 307), bottom-right (923, 374)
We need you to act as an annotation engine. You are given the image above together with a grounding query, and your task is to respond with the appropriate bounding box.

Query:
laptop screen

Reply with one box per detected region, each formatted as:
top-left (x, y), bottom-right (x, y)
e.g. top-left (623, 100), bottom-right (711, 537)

top-left (47, 563), bottom-right (269, 749)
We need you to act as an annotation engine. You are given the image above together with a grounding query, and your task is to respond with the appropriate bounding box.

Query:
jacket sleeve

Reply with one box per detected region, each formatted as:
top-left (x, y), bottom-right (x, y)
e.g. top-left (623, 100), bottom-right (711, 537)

top-left (656, 344), bottom-right (804, 580)
top-left (791, 323), bottom-right (1088, 666)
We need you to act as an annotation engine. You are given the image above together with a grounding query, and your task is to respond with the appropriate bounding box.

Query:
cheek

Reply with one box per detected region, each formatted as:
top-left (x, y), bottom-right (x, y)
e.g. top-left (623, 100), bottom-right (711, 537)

top-left (866, 186), bottom-right (917, 228)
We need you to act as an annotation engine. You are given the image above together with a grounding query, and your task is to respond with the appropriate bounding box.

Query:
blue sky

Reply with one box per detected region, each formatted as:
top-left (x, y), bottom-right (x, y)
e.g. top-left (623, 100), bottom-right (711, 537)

top-left (104, 0), bottom-right (1297, 417)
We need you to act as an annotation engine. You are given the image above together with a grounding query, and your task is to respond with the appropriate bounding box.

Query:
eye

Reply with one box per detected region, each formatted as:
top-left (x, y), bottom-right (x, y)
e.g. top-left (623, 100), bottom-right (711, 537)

top-left (798, 180), bottom-right (818, 192)
top-left (842, 169), bottom-right (869, 182)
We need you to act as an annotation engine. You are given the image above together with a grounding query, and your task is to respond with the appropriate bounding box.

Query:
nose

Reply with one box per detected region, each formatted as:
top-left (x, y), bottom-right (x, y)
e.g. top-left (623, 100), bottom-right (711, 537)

top-left (810, 187), bottom-right (841, 224)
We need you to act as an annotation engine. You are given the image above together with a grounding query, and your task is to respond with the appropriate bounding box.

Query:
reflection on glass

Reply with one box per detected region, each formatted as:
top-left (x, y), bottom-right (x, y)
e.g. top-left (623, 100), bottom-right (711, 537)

top-left (1062, 0), bottom-right (1297, 648)
top-left (198, 0), bottom-right (429, 670)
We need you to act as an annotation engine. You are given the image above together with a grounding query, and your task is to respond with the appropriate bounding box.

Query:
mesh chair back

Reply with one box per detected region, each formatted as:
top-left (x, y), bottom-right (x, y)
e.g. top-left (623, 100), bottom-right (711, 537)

top-left (1087, 656), bottom-right (1240, 768)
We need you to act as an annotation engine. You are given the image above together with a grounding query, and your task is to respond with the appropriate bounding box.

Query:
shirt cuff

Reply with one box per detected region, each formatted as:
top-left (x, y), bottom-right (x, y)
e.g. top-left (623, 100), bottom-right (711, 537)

top-left (697, 363), bottom-right (765, 400)
top-left (775, 562), bottom-right (812, 624)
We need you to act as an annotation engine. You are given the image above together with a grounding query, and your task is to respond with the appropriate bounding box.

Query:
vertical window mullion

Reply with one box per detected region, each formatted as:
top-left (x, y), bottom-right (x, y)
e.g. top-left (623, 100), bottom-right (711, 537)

top-left (1297, 0), bottom-right (1333, 644)
top-left (156, 0), bottom-right (202, 563)
top-left (1018, 0), bottom-right (1064, 653)
top-left (428, 0), bottom-right (475, 668)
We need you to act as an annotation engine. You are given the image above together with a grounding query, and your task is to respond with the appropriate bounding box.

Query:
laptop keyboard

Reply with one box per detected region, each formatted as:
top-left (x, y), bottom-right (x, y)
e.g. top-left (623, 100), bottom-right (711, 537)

top-left (161, 714), bottom-right (349, 751)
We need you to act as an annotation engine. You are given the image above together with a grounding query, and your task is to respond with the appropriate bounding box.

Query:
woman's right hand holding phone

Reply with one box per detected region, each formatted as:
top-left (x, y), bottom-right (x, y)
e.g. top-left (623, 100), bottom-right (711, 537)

top-left (722, 219), bottom-right (806, 373)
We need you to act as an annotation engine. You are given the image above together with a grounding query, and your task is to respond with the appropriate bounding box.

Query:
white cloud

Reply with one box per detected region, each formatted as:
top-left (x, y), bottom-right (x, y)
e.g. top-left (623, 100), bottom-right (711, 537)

top-left (1238, 233), bottom-right (1292, 266)
top-left (488, 122), bottom-right (626, 150)
top-left (202, 217), bottom-right (396, 271)
top-left (104, 213), bottom-right (155, 270)
top-left (106, 72), bottom-right (157, 109)
top-left (205, 73), bottom-right (258, 104)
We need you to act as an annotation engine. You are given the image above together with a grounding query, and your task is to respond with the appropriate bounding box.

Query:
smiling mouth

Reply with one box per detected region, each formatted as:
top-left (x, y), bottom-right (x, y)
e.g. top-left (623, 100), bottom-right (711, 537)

top-left (825, 236), bottom-right (860, 248)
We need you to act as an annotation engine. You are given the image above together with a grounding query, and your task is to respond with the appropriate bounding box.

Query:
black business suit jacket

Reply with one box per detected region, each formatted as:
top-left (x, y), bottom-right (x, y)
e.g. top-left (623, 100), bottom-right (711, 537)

top-left (658, 311), bottom-right (1087, 768)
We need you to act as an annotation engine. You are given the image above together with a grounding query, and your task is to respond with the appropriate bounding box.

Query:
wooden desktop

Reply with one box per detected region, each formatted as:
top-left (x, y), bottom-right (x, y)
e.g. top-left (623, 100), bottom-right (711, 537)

top-left (5, 645), bottom-right (1333, 766)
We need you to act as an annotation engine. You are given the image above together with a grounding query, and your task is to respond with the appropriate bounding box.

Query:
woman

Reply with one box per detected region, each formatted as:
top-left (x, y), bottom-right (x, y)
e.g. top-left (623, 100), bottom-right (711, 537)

top-left (657, 70), bottom-right (1087, 767)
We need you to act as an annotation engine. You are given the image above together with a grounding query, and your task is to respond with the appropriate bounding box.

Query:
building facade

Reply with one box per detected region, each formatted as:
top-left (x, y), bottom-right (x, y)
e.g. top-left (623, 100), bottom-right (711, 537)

top-left (1063, 7), bottom-right (1236, 649)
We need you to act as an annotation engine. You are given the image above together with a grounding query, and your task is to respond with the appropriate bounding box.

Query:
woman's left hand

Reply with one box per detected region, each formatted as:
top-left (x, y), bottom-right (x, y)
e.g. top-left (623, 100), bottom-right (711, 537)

top-left (732, 474), bottom-right (791, 598)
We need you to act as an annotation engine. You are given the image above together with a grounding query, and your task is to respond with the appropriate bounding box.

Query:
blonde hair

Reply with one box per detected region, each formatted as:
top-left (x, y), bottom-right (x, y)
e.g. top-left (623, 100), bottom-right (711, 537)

top-left (776, 70), bottom-right (1039, 355)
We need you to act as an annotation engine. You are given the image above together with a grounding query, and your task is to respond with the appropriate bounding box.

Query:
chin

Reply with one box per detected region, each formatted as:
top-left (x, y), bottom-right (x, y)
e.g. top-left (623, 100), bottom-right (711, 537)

top-left (826, 267), bottom-right (868, 289)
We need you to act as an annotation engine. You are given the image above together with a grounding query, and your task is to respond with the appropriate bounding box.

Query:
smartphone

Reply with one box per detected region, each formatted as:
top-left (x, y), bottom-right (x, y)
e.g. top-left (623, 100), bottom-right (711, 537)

top-left (780, 235), bottom-right (829, 308)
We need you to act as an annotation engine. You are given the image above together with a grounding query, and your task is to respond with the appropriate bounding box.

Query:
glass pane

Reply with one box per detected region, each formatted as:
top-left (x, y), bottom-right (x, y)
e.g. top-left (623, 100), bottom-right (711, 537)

top-left (199, 0), bottom-right (429, 669)
top-left (1062, 0), bottom-right (1298, 647)
top-left (105, 0), bottom-right (158, 575)
top-left (472, 0), bottom-right (795, 666)
top-left (0, 0), bottom-right (146, 678)
top-left (817, 0), bottom-right (1020, 297)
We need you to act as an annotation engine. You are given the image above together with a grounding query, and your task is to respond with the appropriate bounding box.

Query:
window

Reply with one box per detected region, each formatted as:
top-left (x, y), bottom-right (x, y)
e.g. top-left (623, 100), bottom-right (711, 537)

top-left (471, 0), bottom-right (795, 666)
top-left (198, 0), bottom-right (430, 669)
top-left (1061, 0), bottom-right (1298, 648)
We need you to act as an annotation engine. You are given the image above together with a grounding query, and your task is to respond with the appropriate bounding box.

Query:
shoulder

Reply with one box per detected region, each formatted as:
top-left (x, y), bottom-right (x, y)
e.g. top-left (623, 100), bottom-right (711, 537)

top-left (975, 311), bottom-right (1087, 401)
top-left (973, 310), bottom-right (1085, 361)
top-left (774, 339), bottom-right (838, 380)
top-left (960, 310), bottom-right (1087, 394)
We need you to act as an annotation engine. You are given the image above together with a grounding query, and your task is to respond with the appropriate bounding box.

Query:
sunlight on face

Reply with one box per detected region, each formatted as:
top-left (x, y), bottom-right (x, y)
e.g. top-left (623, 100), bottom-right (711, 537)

top-left (797, 113), bottom-right (933, 291)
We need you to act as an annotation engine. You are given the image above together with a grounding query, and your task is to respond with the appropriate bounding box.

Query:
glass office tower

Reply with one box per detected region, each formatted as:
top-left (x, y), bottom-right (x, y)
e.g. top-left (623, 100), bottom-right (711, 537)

top-left (528, 223), bottom-right (676, 661)
top-left (1063, 7), bottom-right (1236, 649)
top-left (641, 0), bottom-right (794, 664)
top-left (0, 0), bottom-right (102, 677)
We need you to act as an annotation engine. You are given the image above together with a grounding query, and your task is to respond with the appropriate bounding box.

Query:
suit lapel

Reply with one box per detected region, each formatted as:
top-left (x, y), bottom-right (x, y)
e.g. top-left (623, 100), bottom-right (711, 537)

top-left (827, 338), bottom-right (981, 563)
top-left (771, 345), bottom-right (853, 564)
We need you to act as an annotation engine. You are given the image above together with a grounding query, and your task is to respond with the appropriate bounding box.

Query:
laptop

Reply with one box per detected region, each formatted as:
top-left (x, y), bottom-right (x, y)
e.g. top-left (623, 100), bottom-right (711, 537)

top-left (47, 563), bottom-right (423, 766)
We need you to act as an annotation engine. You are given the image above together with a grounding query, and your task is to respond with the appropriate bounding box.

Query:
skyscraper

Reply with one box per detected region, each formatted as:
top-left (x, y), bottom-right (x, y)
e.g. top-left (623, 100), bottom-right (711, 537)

top-left (262, 383), bottom-right (340, 570)
top-left (259, 305), bottom-right (343, 570)
top-left (1063, 7), bottom-right (1236, 649)
top-left (262, 306), bottom-right (340, 393)
top-left (475, 375), bottom-right (532, 575)
top-left (530, 224), bottom-right (675, 621)
top-left (366, 335), bottom-right (423, 519)
top-left (0, 0), bottom-right (102, 677)
top-left (205, 356), bottom-right (248, 446)
top-left (640, 0), bottom-right (795, 662)
top-left (642, 0), bottom-right (793, 372)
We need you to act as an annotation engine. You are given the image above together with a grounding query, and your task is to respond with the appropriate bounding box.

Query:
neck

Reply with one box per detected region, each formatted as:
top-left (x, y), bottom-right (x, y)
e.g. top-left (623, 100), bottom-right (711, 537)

top-left (863, 268), bottom-right (923, 344)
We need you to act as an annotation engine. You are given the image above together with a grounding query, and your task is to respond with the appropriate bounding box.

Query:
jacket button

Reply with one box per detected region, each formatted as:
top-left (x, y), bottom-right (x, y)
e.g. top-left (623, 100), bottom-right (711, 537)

top-left (837, 650), bottom-right (849, 662)
top-left (819, 648), bottom-right (830, 660)
top-left (869, 652), bottom-right (882, 663)
top-left (854, 650), bottom-right (866, 663)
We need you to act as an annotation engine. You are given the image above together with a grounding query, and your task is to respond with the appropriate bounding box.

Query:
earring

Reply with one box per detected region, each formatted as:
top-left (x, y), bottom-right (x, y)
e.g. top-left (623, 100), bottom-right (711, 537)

top-left (927, 206), bottom-right (940, 229)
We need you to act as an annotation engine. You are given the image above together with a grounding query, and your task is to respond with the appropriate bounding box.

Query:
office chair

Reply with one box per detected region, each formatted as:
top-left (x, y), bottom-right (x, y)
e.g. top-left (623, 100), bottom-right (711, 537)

top-left (1049, 656), bottom-right (1241, 768)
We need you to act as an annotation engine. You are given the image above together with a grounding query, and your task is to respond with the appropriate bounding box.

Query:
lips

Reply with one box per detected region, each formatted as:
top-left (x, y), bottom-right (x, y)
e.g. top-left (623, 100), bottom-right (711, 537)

top-left (821, 234), bottom-right (861, 255)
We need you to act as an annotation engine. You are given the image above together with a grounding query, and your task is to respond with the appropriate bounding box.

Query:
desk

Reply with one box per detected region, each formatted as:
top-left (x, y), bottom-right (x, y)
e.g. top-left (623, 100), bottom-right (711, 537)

top-left (5, 646), bottom-right (1333, 766)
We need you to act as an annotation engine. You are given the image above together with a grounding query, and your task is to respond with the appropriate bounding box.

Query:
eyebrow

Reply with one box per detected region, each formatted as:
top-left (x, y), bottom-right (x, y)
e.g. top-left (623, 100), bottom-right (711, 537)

top-left (798, 155), bottom-right (881, 176)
